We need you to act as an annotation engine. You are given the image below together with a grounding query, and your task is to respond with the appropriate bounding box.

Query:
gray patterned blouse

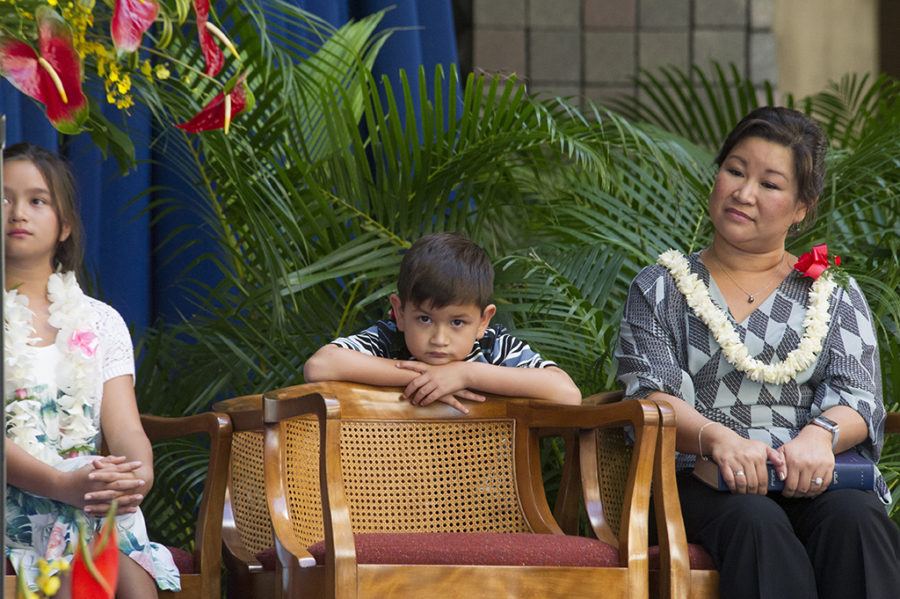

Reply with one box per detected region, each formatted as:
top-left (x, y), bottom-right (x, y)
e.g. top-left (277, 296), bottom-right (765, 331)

top-left (615, 252), bottom-right (888, 503)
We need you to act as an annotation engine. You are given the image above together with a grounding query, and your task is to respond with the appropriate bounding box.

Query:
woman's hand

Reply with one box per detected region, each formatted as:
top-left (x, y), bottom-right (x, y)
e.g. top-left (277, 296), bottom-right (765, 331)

top-left (778, 427), bottom-right (835, 498)
top-left (706, 424), bottom-right (785, 495)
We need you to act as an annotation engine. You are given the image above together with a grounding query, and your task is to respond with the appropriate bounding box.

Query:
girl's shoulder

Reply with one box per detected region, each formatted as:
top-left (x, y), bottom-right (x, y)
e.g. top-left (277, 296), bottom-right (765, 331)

top-left (83, 296), bottom-right (130, 338)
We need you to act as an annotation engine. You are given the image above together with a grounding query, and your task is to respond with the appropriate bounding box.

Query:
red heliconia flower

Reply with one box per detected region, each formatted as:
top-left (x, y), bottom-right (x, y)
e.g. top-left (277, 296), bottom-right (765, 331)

top-left (194, 0), bottom-right (224, 76)
top-left (111, 0), bottom-right (160, 53)
top-left (71, 504), bottom-right (120, 599)
top-left (0, 7), bottom-right (88, 134)
top-left (176, 74), bottom-right (252, 134)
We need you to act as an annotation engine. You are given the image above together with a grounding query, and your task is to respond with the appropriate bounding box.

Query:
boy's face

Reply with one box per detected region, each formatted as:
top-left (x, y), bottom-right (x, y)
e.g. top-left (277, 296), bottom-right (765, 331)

top-left (389, 294), bottom-right (496, 365)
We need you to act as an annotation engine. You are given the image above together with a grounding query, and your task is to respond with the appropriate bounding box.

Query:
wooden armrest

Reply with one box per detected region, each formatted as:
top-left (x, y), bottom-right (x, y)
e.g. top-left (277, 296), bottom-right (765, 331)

top-left (886, 412), bottom-right (900, 435)
top-left (213, 394), bottom-right (264, 432)
top-left (509, 397), bottom-right (658, 431)
top-left (263, 392), bottom-right (357, 595)
top-left (140, 413), bottom-right (232, 582)
top-left (583, 390), bottom-right (625, 405)
top-left (650, 400), bottom-right (690, 599)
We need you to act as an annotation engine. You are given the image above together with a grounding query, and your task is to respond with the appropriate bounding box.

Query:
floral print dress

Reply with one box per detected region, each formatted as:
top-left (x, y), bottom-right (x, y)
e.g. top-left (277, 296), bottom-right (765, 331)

top-left (4, 286), bottom-right (181, 592)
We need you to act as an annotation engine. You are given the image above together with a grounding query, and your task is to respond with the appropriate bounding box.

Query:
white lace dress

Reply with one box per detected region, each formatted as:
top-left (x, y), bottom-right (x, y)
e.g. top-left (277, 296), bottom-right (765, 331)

top-left (4, 297), bottom-right (181, 591)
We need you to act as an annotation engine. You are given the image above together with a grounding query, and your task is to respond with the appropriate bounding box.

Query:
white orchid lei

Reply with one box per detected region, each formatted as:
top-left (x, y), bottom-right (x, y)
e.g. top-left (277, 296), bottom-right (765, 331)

top-left (4, 272), bottom-right (101, 465)
top-left (657, 250), bottom-right (837, 385)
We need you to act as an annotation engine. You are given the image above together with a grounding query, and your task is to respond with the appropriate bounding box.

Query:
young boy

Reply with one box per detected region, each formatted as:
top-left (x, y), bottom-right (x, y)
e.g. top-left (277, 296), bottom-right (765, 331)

top-left (303, 232), bottom-right (582, 412)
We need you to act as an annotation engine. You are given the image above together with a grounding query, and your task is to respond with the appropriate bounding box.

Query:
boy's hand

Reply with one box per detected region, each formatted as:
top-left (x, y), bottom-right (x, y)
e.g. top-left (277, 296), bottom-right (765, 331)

top-left (396, 361), bottom-right (485, 413)
top-left (431, 391), bottom-right (486, 414)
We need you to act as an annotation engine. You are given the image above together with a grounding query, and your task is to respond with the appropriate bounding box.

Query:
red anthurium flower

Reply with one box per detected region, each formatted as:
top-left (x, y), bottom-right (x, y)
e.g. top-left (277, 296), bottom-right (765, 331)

top-left (794, 243), bottom-right (836, 280)
top-left (111, 0), bottom-right (160, 53)
top-left (194, 0), bottom-right (224, 76)
top-left (0, 7), bottom-right (88, 134)
top-left (176, 75), bottom-right (252, 134)
top-left (71, 504), bottom-right (120, 599)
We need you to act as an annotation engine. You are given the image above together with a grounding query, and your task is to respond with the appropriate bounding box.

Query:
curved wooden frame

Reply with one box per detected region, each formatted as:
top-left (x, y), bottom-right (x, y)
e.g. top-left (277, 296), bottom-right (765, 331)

top-left (259, 381), bottom-right (659, 599)
top-left (142, 413), bottom-right (233, 599)
top-left (215, 393), bottom-right (279, 599)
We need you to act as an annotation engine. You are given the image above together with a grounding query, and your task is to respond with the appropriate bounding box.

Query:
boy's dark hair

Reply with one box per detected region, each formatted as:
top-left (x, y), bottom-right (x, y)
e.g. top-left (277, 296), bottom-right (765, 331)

top-left (715, 106), bottom-right (828, 231)
top-left (397, 233), bottom-right (494, 310)
top-left (4, 142), bottom-right (84, 271)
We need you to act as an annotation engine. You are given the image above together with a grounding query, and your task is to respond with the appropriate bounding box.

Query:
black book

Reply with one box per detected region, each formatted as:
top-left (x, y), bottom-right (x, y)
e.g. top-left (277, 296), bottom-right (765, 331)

top-left (692, 450), bottom-right (876, 492)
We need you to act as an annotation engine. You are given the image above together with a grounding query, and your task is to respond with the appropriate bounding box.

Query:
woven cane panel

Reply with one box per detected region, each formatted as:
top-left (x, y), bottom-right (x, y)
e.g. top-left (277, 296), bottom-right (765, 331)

top-left (340, 420), bottom-right (529, 534)
top-left (596, 429), bottom-right (632, 537)
top-left (282, 419), bottom-right (529, 548)
top-left (283, 418), bottom-right (325, 548)
top-left (231, 430), bottom-right (273, 555)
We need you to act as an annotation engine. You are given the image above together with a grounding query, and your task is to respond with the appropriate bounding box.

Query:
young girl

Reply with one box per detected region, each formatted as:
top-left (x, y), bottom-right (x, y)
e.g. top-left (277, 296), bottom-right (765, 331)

top-left (3, 144), bottom-right (179, 597)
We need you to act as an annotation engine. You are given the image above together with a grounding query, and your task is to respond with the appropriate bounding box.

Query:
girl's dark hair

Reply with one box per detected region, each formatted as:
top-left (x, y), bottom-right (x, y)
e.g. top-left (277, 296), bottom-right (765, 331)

top-left (3, 143), bottom-right (83, 271)
top-left (398, 232), bottom-right (494, 310)
top-left (715, 107), bottom-right (828, 229)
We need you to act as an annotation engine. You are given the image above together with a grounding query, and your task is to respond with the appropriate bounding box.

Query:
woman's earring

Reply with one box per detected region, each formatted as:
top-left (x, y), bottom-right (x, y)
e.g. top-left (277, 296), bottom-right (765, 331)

top-left (789, 222), bottom-right (801, 234)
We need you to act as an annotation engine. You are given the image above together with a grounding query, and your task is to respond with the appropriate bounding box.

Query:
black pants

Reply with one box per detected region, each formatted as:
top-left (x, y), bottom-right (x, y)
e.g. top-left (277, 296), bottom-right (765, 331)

top-left (671, 472), bottom-right (900, 599)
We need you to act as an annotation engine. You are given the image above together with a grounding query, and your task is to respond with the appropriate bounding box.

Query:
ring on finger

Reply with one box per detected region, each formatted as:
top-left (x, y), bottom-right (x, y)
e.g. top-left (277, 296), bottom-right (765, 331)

top-left (811, 476), bottom-right (824, 486)
top-left (734, 470), bottom-right (745, 477)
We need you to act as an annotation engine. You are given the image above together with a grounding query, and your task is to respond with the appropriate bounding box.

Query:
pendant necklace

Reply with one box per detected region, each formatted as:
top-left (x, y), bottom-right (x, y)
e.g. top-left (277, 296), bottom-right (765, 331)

top-left (705, 250), bottom-right (786, 304)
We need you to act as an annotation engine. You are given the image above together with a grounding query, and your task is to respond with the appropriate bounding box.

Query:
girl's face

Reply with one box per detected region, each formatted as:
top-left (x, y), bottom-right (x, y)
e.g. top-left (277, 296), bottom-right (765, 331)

top-left (3, 159), bottom-right (70, 268)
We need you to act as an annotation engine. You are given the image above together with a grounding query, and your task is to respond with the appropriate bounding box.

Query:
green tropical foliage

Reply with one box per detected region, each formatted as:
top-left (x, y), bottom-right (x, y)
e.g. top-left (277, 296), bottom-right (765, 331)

top-left (128, 3), bottom-right (900, 545)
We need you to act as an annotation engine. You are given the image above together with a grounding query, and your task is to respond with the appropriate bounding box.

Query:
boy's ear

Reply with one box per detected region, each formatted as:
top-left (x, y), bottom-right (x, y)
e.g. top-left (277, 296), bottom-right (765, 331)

top-left (478, 304), bottom-right (497, 338)
top-left (389, 294), bottom-right (405, 331)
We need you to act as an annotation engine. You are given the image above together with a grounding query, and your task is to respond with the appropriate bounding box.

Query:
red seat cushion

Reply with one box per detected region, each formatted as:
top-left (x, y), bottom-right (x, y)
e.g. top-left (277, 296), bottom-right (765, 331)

top-left (257, 532), bottom-right (622, 569)
top-left (6, 547), bottom-right (196, 575)
top-left (648, 543), bottom-right (717, 571)
top-left (168, 546), bottom-right (195, 574)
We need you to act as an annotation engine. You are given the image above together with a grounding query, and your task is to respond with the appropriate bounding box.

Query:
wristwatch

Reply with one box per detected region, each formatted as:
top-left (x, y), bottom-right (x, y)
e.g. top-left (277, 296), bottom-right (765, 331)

top-left (811, 415), bottom-right (840, 451)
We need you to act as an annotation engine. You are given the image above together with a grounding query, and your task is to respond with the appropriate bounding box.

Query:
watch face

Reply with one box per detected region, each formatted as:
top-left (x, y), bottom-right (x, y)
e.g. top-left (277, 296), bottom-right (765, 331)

top-left (816, 416), bottom-right (838, 430)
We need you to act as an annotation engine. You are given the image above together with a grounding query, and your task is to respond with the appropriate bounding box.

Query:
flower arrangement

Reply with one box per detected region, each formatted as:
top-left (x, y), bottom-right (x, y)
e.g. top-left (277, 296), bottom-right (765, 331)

top-left (658, 248), bottom-right (842, 385)
top-left (0, 0), bottom-right (251, 137)
top-left (16, 502), bottom-right (119, 599)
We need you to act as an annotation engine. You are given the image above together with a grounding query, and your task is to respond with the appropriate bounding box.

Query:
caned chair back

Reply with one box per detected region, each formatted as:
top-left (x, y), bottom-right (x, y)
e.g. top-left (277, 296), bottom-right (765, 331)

top-left (595, 428), bottom-right (633, 538)
top-left (281, 408), bottom-right (532, 549)
top-left (230, 428), bottom-right (274, 556)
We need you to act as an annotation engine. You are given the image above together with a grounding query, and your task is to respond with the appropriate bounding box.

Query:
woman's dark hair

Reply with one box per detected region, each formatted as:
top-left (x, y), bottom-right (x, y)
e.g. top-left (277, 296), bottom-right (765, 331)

top-left (3, 143), bottom-right (83, 271)
top-left (715, 107), bottom-right (828, 229)
top-left (398, 232), bottom-right (494, 311)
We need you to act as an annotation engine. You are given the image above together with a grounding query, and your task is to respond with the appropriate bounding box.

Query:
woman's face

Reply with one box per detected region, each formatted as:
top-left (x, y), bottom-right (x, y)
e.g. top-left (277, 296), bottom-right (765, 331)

top-left (709, 136), bottom-right (808, 252)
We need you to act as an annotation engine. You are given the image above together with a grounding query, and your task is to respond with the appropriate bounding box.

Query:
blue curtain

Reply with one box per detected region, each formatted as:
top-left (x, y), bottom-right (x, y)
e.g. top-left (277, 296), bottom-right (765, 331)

top-left (0, 0), bottom-right (458, 333)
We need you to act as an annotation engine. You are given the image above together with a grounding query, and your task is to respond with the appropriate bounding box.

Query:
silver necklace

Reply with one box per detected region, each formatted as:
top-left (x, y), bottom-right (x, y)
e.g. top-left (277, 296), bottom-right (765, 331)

top-left (706, 250), bottom-right (786, 304)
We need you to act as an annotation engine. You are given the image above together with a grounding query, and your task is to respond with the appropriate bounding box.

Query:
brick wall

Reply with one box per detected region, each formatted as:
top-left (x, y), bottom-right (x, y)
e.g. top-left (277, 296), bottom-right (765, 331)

top-left (472, 0), bottom-right (776, 108)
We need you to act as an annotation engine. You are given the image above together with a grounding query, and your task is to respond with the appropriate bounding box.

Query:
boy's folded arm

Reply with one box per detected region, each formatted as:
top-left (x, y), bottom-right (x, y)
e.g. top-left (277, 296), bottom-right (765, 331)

top-left (304, 344), bottom-right (419, 386)
top-left (463, 362), bottom-right (582, 404)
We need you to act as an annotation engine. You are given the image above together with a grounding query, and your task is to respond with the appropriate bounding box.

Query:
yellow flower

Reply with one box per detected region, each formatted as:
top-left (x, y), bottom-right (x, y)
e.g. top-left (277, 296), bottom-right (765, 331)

top-left (116, 73), bottom-right (131, 95)
top-left (47, 0), bottom-right (58, 5)
top-left (36, 572), bottom-right (61, 597)
top-left (106, 92), bottom-right (116, 104)
top-left (141, 59), bottom-right (153, 77)
top-left (154, 64), bottom-right (170, 80)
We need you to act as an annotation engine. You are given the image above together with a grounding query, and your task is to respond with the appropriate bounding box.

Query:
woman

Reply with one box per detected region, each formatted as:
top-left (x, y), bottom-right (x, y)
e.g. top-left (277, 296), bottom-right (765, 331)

top-left (615, 107), bottom-right (900, 599)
